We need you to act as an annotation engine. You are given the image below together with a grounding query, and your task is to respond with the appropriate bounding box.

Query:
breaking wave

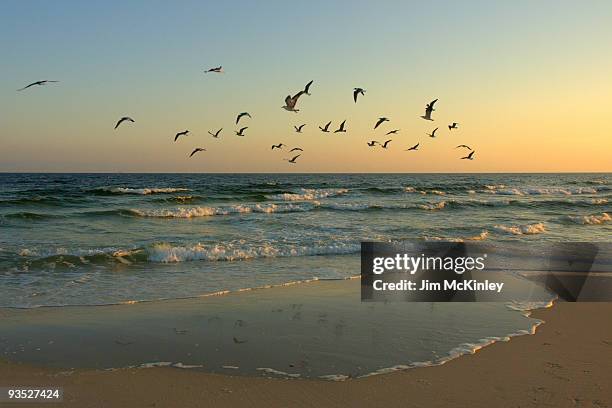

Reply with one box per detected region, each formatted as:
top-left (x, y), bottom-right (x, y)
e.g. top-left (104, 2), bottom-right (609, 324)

top-left (493, 222), bottom-right (547, 235)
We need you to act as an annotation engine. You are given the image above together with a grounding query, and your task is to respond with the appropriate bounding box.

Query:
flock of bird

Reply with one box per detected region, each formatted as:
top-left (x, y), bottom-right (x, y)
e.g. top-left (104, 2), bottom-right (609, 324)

top-left (16, 69), bottom-right (476, 164)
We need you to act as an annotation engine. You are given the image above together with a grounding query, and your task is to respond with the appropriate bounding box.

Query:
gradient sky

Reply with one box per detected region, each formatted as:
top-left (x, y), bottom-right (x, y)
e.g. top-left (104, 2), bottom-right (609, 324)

top-left (1, 0), bottom-right (611, 173)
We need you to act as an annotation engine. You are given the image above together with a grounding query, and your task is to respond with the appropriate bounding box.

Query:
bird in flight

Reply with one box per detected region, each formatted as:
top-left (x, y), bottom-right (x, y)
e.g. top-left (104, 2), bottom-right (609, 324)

top-left (174, 130), bottom-right (189, 142)
top-left (282, 91), bottom-right (306, 112)
top-left (353, 88), bottom-right (365, 103)
top-left (204, 66), bottom-right (223, 73)
top-left (17, 80), bottom-right (59, 91)
top-left (114, 116), bottom-right (135, 130)
top-left (235, 127), bottom-right (248, 136)
top-left (456, 144), bottom-right (472, 150)
top-left (319, 121), bottom-right (332, 132)
top-left (421, 99), bottom-right (438, 121)
top-left (189, 148), bottom-right (206, 157)
top-left (271, 143), bottom-right (285, 150)
top-left (374, 117), bottom-right (389, 130)
top-left (367, 141), bottom-right (379, 147)
top-left (334, 120), bottom-right (347, 133)
top-left (236, 112), bottom-right (251, 124)
top-left (427, 127), bottom-right (439, 138)
top-left (289, 147), bottom-right (303, 152)
top-left (386, 129), bottom-right (400, 135)
top-left (461, 151), bottom-right (475, 160)
top-left (406, 143), bottom-right (419, 151)
top-left (303, 80), bottom-right (314, 96)
top-left (381, 140), bottom-right (392, 149)
top-left (208, 128), bottom-right (222, 138)
top-left (448, 122), bottom-right (459, 130)
top-left (294, 124), bottom-right (306, 133)
top-left (285, 154), bottom-right (301, 164)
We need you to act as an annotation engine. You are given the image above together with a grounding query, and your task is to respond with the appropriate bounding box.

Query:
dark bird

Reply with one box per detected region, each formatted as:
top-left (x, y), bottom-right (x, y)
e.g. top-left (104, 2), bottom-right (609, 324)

top-left (236, 112), bottom-right (251, 124)
top-left (461, 151), bottom-right (475, 160)
top-left (374, 117), bottom-right (389, 129)
top-left (334, 120), bottom-right (347, 133)
top-left (381, 140), bottom-right (392, 149)
top-left (353, 88), bottom-right (365, 103)
top-left (174, 130), bottom-right (189, 142)
top-left (367, 141), bottom-right (379, 147)
top-left (448, 122), bottom-right (459, 130)
top-left (208, 128), bottom-right (223, 138)
top-left (114, 116), bottom-right (135, 129)
top-left (235, 127), bottom-right (248, 136)
top-left (17, 80), bottom-right (59, 91)
top-left (303, 80), bottom-right (314, 96)
top-left (455, 144), bottom-right (472, 150)
top-left (406, 143), bottom-right (419, 151)
top-left (420, 98), bottom-right (438, 121)
top-left (386, 129), bottom-right (400, 135)
top-left (282, 90), bottom-right (307, 112)
top-left (271, 143), bottom-right (285, 150)
top-left (285, 154), bottom-right (301, 164)
top-left (427, 127), bottom-right (439, 138)
top-left (204, 66), bottom-right (223, 73)
top-left (233, 336), bottom-right (247, 344)
top-left (319, 121), bottom-right (332, 132)
top-left (294, 124), bottom-right (306, 133)
top-left (189, 148), bottom-right (206, 158)
top-left (289, 147), bottom-right (303, 152)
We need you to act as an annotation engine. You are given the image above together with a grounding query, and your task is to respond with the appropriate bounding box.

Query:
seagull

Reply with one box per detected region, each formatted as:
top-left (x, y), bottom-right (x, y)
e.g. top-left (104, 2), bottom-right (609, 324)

top-left (189, 148), bottom-right (206, 157)
top-left (204, 66), bottom-right (223, 73)
top-left (427, 127), bottom-right (439, 138)
top-left (208, 128), bottom-right (222, 138)
top-left (236, 112), bottom-right (251, 124)
top-left (406, 143), bottom-right (419, 151)
top-left (17, 80), bottom-right (59, 91)
top-left (289, 147), bottom-right (303, 152)
top-left (294, 124), bottom-right (306, 133)
top-left (386, 129), bottom-right (400, 135)
top-left (303, 80), bottom-right (314, 96)
top-left (421, 99), bottom-right (438, 121)
top-left (114, 116), bottom-right (135, 129)
top-left (461, 151), bottom-right (475, 160)
top-left (319, 121), bottom-right (332, 132)
top-left (285, 154), bottom-right (301, 163)
top-left (449, 122), bottom-right (459, 130)
top-left (271, 143), bottom-right (285, 150)
top-left (367, 141), bottom-right (379, 147)
top-left (455, 144), bottom-right (472, 150)
top-left (374, 117), bottom-right (389, 130)
top-left (174, 130), bottom-right (189, 142)
top-left (235, 127), bottom-right (248, 136)
top-left (282, 92), bottom-right (306, 112)
top-left (353, 88), bottom-right (365, 103)
top-left (381, 140), bottom-right (392, 149)
top-left (334, 120), bottom-right (347, 133)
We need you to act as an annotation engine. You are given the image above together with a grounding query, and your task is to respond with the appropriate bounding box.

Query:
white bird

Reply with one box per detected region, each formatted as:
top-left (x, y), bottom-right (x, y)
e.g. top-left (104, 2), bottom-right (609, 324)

top-left (17, 80), bottom-right (59, 91)
top-left (114, 116), bottom-right (135, 129)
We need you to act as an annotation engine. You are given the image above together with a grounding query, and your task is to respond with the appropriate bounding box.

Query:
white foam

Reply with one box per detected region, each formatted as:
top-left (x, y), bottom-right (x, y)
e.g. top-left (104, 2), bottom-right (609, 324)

top-left (267, 188), bottom-right (348, 201)
top-left (130, 203), bottom-right (315, 218)
top-left (564, 212), bottom-right (611, 225)
top-left (493, 222), bottom-right (546, 235)
top-left (418, 201), bottom-right (446, 210)
top-left (97, 187), bottom-right (189, 195)
top-left (256, 367), bottom-right (300, 378)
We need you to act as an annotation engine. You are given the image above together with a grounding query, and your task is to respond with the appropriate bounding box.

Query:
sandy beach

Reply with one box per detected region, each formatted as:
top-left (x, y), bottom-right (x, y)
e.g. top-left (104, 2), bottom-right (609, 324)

top-left (1, 279), bottom-right (610, 408)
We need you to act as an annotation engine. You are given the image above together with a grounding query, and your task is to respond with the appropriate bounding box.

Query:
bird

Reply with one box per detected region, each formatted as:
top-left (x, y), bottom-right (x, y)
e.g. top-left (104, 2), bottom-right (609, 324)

top-left (174, 130), bottom-right (189, 142)
top-left (289, 147), bottom-right (303, 152)
top-left (271, 143), bottom-right (285, 150)
top-left (406, 143), bottom-right (419, 151)
top-left (189, 148), bottom-right (206, 157)
top-left (455, 144), bottom-right (472, 150)
top-left (285, 154), bottom-right (301, 164)
top-left (461, 151), bottom-right (475, 160)
top-left (421, 99), bottom-right (438, 121)
top-left (114, 116), bottom-right (134, 129)
top-left (319, 121), bottom-right (332, 132)
top-left (208, 128), bottom-right (222, 138)
top-left (303, 80), bottom-right (314, 96)
top-left (367, 141), bottom-right (379, 147)
top-left (386, 129), bottom-right (400, 135)
top-left (449, 122), bottom-right (459, 130)
top-left (381, 140), bottom-right (392, 149)
top-left (427, 128), bottom-right (439, 138)
top-left (17, 80), bottom-right (59, 91)
top-left (294, 124), bottom-right (306, 133)
top-left (236, 112), bottom-right (251, 124)
top-left (353, 88), bottom-right (365, 103)
top-left (235, 127), bottom-right (248, 136)
top-left (204, 66), bottom-right (223, 73)
top-left (282, 90), bottom-right (306, 112)
top-left (374, 117), bottom-right (389, 129)
top-left (334, 120), bottom-right (347, 133)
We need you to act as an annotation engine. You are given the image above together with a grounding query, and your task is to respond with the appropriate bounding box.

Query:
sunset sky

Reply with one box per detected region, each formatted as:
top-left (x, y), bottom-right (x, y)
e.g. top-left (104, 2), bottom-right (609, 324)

top-left (1, 0), bottom-right (611, 173)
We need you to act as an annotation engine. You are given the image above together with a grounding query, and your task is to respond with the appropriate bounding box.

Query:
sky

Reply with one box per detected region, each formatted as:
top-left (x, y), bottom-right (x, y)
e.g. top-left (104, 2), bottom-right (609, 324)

top-left (0, 0), bottom-right (611, 173)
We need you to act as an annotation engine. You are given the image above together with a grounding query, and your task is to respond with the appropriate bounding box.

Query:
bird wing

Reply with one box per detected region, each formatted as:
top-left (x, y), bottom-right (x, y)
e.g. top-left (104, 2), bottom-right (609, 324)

top-left (240, 127), bottom-right (248, 133)
top-left (236, 113), bottom-right (244, 124)
top-left (304, 80), bottom-right (313, 94)
top-left (340, 120), bottom-right (346, 129)
top-left (353, 89), bottom-right (358, 103)
top-left (292, 154), bottom-right (301, 161)
top-left (17, 82), bottom-right (38, 91)
top-left (285, 95), bottom-right (293, 107)
top-left (430, 99), bottom-right (438, 108)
